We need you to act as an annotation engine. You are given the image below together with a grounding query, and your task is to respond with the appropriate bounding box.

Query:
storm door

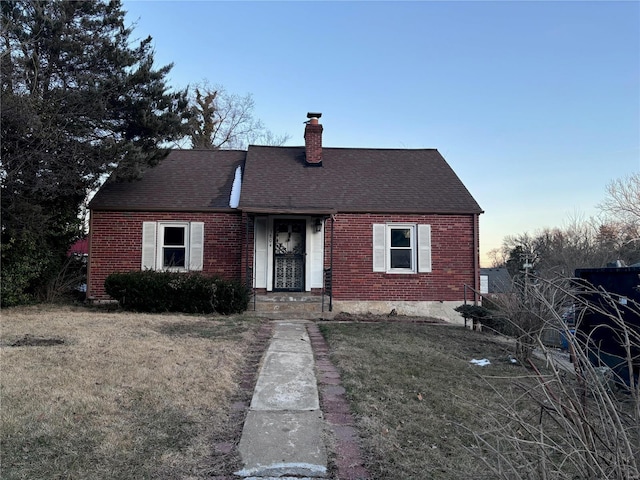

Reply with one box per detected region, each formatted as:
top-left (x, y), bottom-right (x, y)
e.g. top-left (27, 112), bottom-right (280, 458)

top-left (273, 220), bottom-right (306, 291)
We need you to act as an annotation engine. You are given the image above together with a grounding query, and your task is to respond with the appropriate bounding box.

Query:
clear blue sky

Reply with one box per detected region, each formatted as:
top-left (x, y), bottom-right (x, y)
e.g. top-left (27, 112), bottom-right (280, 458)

top-left (123, 1), bottom-right (640, 266)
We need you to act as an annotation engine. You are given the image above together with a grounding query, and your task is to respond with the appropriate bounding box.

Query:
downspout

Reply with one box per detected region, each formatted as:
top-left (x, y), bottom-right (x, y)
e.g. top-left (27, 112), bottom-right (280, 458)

top-left (322, 218), bottom-right (325, 312)
top-left (244, 213), bottom-right (253, 310)
top-left (473, 213), bottom-right (480, 305)
top-left (329, 215), bottom-right (334, 312)
top-left (244, 213), bottom-right (248, 286)
top-left (86, 211), bottom-right (94, 300)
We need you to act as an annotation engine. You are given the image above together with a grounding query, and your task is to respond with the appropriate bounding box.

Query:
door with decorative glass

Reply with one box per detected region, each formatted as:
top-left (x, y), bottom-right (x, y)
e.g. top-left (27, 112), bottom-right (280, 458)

top-left (273, 220), bottom-right (306, 291)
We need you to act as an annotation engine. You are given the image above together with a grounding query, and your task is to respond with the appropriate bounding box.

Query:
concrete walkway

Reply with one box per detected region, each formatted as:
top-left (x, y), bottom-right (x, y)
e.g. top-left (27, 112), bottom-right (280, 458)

top-left (235, 321), bottom-right (328, 479)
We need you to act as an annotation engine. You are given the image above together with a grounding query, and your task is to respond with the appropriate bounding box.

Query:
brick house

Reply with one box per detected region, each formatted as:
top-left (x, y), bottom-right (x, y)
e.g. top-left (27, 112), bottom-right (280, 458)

top-left (88, 113), bottom-right (483, 321)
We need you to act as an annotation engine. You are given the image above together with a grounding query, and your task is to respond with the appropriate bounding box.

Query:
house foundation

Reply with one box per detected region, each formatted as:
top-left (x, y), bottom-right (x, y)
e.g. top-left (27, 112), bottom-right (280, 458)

top-left (331, 300), bottom-right (465, 324)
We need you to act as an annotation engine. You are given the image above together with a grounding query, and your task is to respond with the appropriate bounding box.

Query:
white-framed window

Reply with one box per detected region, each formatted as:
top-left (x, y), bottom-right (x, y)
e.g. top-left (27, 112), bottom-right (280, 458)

top-left (158, 223), bottom-right (189, 269)
top-left (373, 223), bottom-right (431, 274)
top-left (388, 224), bottom-right (415, 272)
top-left (141, 221), bottom-right (204, 271)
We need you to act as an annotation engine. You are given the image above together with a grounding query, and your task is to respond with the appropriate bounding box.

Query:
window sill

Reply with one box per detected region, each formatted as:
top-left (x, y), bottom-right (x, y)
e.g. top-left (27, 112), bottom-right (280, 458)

top-left (384, 271), bottom-right (416, 276)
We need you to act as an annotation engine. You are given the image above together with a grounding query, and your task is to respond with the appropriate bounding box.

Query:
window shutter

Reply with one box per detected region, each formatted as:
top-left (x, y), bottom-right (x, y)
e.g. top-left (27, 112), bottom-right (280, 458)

top-left (418, 224), bottom-right (432, 273)
top-left (141, 222), bottom-right (157, 270)
top-left (254, 217), bottom-right (268, 288)
top-left (189, 222), bottom-right (204, 271)
top-left (372, 224), bottom-right (386, 272)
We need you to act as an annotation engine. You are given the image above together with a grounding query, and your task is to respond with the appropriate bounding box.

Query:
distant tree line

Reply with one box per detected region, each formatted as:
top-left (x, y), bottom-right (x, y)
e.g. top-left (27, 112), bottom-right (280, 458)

top-left (488, 173), bottom-right (640, 278)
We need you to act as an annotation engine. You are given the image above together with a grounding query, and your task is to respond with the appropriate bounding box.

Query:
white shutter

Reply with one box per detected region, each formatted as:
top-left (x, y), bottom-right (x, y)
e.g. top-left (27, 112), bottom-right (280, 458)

top-left (480, 275), bottom-right (489, 294)
top-left (372, 224), bottom-right (386, 272)
top-left (309, 220), bottom-right (325, 288)
top-left (418, 224), bottom-right (432, 273)
top-left (254, 217), bottom-right (268, 288)
top-left (141, 222), bottom-right (157, 270)
top-left (189, 222), bottom-right (204, 271)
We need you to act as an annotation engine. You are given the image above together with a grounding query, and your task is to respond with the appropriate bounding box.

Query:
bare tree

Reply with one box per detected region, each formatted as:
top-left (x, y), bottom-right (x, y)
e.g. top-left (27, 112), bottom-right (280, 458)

top-left (487, 247), bottom-right (509, 268)
top-left (599, 173), bottom-right (640, 225)
top-left (187, 83), bottom-right (290, 150)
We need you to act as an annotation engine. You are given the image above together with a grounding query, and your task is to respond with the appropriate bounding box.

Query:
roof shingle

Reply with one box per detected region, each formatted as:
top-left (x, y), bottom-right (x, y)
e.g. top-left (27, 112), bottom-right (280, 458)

top-left (238, 146), bottom-right (483, 214)
top-left (89, 149), bottom-right (245, 211)
top-left (89, 145), bottom-right (482, 215)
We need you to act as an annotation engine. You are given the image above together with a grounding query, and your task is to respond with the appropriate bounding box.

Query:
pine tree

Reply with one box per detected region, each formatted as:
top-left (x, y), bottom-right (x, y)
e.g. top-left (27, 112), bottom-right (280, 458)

top-left (1, 0), bottom-right (190, 305)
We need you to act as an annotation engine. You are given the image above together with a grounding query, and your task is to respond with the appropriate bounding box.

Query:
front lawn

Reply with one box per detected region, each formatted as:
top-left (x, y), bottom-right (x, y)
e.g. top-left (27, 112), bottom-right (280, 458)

top-left (1, 305), bottom-right (265, 479)
top-left (319, 321), bottom-right (538, 480)
top-left (4, 308), bottom-right (634, 479)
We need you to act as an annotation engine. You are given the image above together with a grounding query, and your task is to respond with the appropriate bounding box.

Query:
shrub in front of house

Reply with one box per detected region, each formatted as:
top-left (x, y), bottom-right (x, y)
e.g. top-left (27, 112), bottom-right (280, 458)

top-left (455, 302), bottom-right (517, 336)
top-left (455, 304), bottom-right (491, 324)
top-left (104, 271), bottom-right (250, 314)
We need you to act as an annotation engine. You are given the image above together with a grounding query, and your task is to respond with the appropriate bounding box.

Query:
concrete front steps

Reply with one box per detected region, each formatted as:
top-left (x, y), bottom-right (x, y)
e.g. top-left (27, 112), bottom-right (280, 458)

top-left (249, 293), bottom-right (332, 318)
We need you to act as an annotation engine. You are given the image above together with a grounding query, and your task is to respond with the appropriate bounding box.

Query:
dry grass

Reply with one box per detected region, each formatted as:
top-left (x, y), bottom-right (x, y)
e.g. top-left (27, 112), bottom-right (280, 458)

top-left (1, 305), bottom-right (263, 479)
top-left (319, 321), bottom-right (542, 480)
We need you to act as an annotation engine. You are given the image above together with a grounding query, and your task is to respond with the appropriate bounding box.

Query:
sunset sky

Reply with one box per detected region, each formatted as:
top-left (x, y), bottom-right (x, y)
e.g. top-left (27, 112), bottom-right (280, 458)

top-left (123, 1), bottom-right (640, 265)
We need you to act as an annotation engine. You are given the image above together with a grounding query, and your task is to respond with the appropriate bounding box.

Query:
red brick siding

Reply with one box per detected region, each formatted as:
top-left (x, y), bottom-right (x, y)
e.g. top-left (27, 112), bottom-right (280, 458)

top-left (323, 213), bottom-right (477, 302)
top-left (88, 211), bottom-right (243, 300)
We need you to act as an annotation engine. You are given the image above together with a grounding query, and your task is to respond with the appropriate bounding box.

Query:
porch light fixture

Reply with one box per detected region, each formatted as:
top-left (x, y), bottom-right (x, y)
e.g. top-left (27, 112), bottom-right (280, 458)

top-left (314, 218), bottom-right (323, 233)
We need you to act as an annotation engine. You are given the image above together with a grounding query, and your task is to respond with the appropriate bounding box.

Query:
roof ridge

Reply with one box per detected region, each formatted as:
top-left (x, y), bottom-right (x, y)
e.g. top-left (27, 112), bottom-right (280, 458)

top-left (248, 145), bottom-right (439, 152)
top-left (167, 148), bottom-right (248, 153)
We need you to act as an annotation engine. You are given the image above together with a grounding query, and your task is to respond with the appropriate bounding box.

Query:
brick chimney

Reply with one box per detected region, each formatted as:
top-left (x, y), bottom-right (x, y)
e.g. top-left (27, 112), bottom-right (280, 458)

top-left (304, 112), bottom-right (323, 166)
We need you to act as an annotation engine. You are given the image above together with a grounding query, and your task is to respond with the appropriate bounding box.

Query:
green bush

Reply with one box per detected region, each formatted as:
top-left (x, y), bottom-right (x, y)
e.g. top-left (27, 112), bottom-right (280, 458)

top-left (1, 235), bottom-right (59, 307)
top-left (104, 271), bottom-right (250, 314)
top-left (478, 314), bottom-right (518, 336)
top-left (455, 303), bottom-right (517, 336)
top-left (213, 279), bottom-right (252, 315)
top-left (455, 304), bottom-right (491, 323)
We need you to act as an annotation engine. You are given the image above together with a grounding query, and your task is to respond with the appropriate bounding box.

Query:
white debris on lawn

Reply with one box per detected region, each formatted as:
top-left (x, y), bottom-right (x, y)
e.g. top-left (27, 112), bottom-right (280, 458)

top-left (470, 358), bottom-right (491, 367)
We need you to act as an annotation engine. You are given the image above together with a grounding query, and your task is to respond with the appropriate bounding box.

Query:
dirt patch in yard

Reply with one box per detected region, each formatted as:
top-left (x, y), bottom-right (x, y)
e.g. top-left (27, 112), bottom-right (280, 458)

top-left (8, 334), bottom-right (65, 347)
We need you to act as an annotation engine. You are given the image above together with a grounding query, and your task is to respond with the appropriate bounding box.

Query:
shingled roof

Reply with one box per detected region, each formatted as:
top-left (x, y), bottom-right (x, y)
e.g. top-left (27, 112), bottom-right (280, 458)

top-left (89, 149), bottom-right (245, 211)
top-left (90, 116), bottom-right (482, 216)
top-left (238, 146), bottom-right (483, 214)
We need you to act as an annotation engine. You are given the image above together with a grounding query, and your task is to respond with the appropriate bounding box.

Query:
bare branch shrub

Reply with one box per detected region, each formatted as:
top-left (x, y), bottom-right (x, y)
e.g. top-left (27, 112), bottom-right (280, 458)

top-left (475, 277), bottom-right (640, 479)
top-left (486, 275), bottom-right (570, 362)
top-left (42, 255), bottom-right (87, 303)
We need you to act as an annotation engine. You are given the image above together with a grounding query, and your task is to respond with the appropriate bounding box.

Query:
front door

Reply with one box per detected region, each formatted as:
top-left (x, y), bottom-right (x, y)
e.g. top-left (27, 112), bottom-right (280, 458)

top-left (273, 220), bottom-right (306, 291)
